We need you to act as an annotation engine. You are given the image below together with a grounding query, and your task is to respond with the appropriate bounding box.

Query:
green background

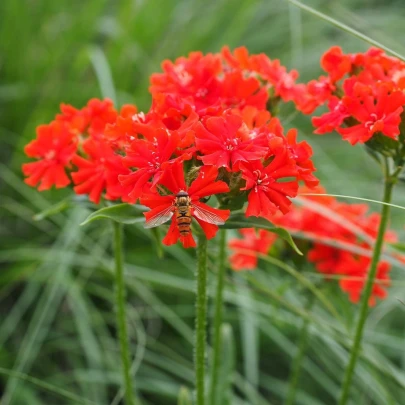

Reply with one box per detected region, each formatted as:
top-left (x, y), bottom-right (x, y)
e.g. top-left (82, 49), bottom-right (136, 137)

top-left (1, 0), bottom-right (405, 404)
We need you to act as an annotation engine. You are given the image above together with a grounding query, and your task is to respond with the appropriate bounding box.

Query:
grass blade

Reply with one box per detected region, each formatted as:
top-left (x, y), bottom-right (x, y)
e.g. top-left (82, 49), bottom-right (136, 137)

top-left (285, 0), bottom-right (405, 61)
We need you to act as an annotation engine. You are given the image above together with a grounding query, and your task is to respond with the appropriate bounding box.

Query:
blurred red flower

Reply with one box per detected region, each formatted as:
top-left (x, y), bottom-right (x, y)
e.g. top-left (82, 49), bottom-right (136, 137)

top-left (229, 186), bottom-right (398, 306)
top-left (72, 139), bottom-right (130, 204)
top-left (229, 228), bottom-right (276, 270)
top-left (23, 122), bottom-right (77, 190)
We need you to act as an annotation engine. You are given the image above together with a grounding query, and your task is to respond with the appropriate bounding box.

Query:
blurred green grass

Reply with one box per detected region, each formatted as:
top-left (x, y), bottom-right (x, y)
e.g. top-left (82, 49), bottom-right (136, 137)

top-left (1, 0), bottom-right (405, 404)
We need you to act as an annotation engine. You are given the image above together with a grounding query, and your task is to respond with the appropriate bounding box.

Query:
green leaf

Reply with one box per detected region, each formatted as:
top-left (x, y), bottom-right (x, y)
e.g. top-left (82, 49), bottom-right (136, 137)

top-left (221, 213), bottom-right (302, 255)
top-left (89, 46), bottom-right (117, 105)
top-left (33, 200), bottom-right (70, 221)
top-left (80, 204), bottom-right (147, 226)
top-left (389, 242), bottom-right (405, 254)
top-left (0, 367), bottom-right (97, 405)
top-left (177, 386), bottom-right (192, 405)
top-left (217, 324), bottom-right (235, 405)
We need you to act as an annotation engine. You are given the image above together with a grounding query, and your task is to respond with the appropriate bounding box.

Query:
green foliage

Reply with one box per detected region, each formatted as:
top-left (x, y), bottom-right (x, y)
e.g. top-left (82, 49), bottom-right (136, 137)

top-left (80, 203), bottom-right (147, 225)
top-left (215, 324), bottom-right (235, 405)
top-left (2, 0), bottom-right (405, 404)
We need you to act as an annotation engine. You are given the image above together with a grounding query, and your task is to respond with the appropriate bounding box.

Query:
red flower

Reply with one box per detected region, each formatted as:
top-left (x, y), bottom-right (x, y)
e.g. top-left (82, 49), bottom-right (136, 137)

top-left (23, 122), bottom-right (77, 191)
top-left (353, 47), bottom-right (405, 82)
top-left (338, 85), bottom-right (405, 144)
top-left (229, 228), bottom-right (276, 270)
top-left (312, 96), bottom-right (350, 134)
top-left (56, 98), bottom-right (118, 140)
top-left (221, 46), bottom-right (252, 70)
top-left (150, 52), bottom-right (222, 112)
top-left (308, 244), bottom-right (348, 275)
top-left (219, 70), bottom-right (268, 110)
top-left (275, 186), bottom-right (395, 305)
top-left (149, 93), bottom-right (197, 136)
top-left (338, 256), bottom-right (390, 306)
top-left (85, 98), bottom-right (118, 139)
top-left (71, 139), bottom-right (130, 204)
top-left (235, 106), bottom-right (271, 129)
top-left (104, 104), bottom-right (140, 146)
top-left (249, 54), bottom-right (299, 100)
top-left (321, 46), bottom-right (352, 82)
top-left (56, 103), bottom-right (90, 134)
top-left (240, 150), bottom-right (298, 219)
top-left (294, 77), bottom-right (335, 114)
top-left (140, 162), bottom-right (230, 248)
top-left (119, 128), bottom-right (183, 202)
top-left (194, 114), bottom-right (267, 170)
top-left (284, 129), bottom-right (319, 188)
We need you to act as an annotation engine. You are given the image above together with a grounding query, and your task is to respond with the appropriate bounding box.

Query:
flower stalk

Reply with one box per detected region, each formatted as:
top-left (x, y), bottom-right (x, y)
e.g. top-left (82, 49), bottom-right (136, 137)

top-left (209, 229), bottom-right (227, 405)
top-left (113, 221), bottom-right (136, 405)
top-left (195, 233), bottom-right (208, 405)
top-left (338, 159), bottom-right (398, 405)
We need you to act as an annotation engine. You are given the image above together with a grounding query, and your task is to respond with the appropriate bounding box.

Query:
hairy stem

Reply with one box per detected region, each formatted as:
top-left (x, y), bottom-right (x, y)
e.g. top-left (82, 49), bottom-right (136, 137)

top-left (195, 233), bottom-right (208, 405)
top-left (113, 222), bottom-right (136, 405)
top-left (339, 163), bottom-right (396, 405)
top-left (209, 230), bottom-right (227, 405)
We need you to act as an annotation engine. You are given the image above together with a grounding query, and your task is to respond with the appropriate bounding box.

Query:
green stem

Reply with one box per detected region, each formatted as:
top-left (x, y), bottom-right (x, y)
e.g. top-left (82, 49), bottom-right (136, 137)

top-left (338, 163), bottom-right (396, 405)
top-left (209, 230), bottom-right (227, 405)
top-left (113, 222), bottom-right (136, 405)
top-left (285, 294), bottom-right (314, 405)
top-left (195, 233), bottom-right (208, 405)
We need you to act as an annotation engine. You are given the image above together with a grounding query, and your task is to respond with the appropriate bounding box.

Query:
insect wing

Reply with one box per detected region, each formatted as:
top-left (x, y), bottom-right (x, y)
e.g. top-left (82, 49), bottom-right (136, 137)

top-left (192, 204), bottom-right (226, 225)
top-left (144, 206), bottom-right (173, 229)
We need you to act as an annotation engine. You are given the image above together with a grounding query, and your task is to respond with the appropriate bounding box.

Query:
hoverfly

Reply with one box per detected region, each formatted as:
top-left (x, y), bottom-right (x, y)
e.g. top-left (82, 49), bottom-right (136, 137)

top-left (143, 190), bottom-right (226, 236)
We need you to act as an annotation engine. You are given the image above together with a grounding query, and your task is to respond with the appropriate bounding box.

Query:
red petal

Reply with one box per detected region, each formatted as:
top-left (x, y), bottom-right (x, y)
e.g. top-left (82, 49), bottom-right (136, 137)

top-left (162, 217), bottom-right (181, 246)
top-left (188, 166), bottom-right (230, 198)
top-left (194, 217), bottom-right (219, 240)
top-left (119, 170), bottom-right (153, 201)
top-left (158, 160), bottom-right (187, 193)
top-left (199, 150), bottom-right (231, 169)
top-left (140, 193), bottom-right (173, 209)
top-left (246, 188), bottom-right (278, 219)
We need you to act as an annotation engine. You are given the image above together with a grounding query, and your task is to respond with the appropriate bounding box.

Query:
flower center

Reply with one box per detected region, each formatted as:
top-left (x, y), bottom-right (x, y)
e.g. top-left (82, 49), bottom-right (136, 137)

top-left (336, 101), bottom-right (347, 114)
top-left (132, 112), bottom-right (145, 123)
top-left (173, 65), bottom-right (192, 86)
top-left (224, 138), bottom-right (239, 151)
top-left (282, 74), bottom-right (294, 89)
top-left (45, 150), bottom-right (56, 160)
top-left (148, 152), bottom-right (161, 170)
top-left (196, 88), bottom-right (208, 98)
top-left (253, 170), bottom-right (271, 188)
top-left (364, 113), bottom-right (380, 131)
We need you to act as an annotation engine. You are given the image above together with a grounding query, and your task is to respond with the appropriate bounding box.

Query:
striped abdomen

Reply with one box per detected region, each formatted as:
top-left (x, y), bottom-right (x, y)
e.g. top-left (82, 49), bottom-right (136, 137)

top-left (176, 209), bottom-right (192, 236)
top-left (175, 194), bottom-right (192, 236)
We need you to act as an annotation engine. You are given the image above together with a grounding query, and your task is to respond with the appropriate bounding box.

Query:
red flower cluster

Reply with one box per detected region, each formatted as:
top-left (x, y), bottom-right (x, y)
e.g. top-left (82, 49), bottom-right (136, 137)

top-left (23, 99), bottom-right (133, 204)
top-left (150, 47), bottom-right (312, 114)
top-left (300, 46), bottom-right (405, 145)
top-left (229, 187), bottom-right (398, 306)
top-left (23, 47), bottom-right (318, 248)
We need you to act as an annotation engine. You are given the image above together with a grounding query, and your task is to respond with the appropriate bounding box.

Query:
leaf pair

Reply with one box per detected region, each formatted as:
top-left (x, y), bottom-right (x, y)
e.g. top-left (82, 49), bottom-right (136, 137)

top-left (80, 204), bottom-right (302, 255)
